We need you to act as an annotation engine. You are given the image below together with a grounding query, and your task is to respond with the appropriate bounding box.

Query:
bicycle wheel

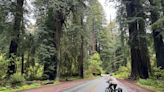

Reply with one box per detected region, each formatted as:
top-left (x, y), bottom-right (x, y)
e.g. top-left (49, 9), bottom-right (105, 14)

top-left (105, 88), bottom-right (109, 92)
top-left (105, 87), bottom-right (112, 92)
top-left (117, 88), bottom-right (122, 92)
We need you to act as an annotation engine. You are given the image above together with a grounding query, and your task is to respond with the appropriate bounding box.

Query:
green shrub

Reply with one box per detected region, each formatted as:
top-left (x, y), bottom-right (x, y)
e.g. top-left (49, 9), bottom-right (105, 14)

top-left (113, 66), bottom-right (130, 79)
top-left (118, 66), bottom-right (129, 72)
top-left (9, 73), bottom-right (25, 87)
top-left (152, 67), bottom-right (164, 79)
top-left (114, 72), bottom-right (129, 79)
top-left (84, 52), bottom-right (103, 78)
top-left (0, 53), bottom-right (8, 80)
top-left (84, 69), bottom-right (94, 78)
top-left (25, 64), bottom-right (43, 80)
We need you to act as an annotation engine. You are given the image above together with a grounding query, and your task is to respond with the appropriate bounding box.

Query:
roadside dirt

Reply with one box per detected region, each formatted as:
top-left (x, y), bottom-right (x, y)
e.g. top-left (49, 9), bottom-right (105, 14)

top-left (21, 79), bottom-right (88, 92)
top-left (118, 79), bottom-right (154, 92)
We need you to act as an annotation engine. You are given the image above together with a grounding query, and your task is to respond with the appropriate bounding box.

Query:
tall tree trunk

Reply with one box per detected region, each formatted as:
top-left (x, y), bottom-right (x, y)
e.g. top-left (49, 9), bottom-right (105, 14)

top-left (162, 0), bottom-right (164, 15)
top-left (72, 8), bottom-right (85, 78)
top-left (129, 21), bottom-right (140, 79)
top-left (120, 30), bottom-right (127, 66)
top-left (89, 18), bottom-right (97, 54)
top-left (149, 0), bottom-right (164, 69)
top-left (92, 18), bottom-right (96, 53)
top-left (126, 0), bottom-right (150, 79)
top-left (79, 36), bottom-right (84, 78)
top-left (8, 0), bottom-right (24, 75)
top-left (54, 11), bottom-right (64, 80)
top-left (21, 53), bottom-right (24, 75)
top-left (138, 18), bottom-right (150, 79)
top-left (152, 29), bottom-right (164, 69)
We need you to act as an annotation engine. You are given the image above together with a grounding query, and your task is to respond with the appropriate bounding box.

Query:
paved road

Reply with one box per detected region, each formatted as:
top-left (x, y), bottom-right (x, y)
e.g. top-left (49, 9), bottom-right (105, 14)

top-left (62, 77), bottom-right (132, 92)
top-left (22, 76), bottom-right (153, 92)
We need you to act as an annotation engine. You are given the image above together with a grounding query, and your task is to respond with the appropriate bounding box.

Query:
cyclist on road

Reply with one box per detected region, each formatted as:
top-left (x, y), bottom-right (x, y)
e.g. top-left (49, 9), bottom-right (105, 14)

top-left (107, 74), bottom-right (117, 90)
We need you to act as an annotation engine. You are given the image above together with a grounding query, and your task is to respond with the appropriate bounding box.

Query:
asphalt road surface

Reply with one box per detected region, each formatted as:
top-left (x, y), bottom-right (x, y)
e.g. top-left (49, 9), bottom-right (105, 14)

top-left (62, 77), bottom-right (132, 92)
top-left (22, 76), bottom-right (153, 92)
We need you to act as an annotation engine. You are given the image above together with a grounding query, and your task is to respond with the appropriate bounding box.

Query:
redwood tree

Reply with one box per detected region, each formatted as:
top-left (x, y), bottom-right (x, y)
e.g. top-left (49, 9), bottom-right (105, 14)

top-left (149, 0), bottom-right (164, 69)
top-left (125, 0), bottom-right (150, 79)
top-left (8, 0), bottom-right (24, 76)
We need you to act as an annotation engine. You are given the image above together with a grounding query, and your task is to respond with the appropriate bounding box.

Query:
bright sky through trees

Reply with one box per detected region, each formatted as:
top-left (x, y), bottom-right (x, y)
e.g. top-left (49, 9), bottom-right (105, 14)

top-left (27, 0), bottom-right (117, 25)
top-left (98, 0), bottom-right (117, 23)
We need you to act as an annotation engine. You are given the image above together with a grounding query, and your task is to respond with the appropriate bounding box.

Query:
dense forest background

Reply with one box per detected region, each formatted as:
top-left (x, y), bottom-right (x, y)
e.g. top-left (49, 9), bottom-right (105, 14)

top-left (0, 0), bottom-right (164, 91)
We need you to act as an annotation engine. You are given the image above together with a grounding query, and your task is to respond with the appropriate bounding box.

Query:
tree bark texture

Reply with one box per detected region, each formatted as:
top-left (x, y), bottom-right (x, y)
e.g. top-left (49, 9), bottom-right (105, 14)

top-left (149, 0), bottom-right (164, 69)
top-left (8, 0), bottom-right (24, 75)
top-left (126, 0), bottom-right (150, 79)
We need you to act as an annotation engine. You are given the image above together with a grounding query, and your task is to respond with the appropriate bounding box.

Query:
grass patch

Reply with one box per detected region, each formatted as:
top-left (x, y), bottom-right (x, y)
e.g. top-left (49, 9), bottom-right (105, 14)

top-left (0, 86), bottom-right (12, 92)
top-left (14, 83), bottom-right (41, 91)
top-left (137, 79), bottom-right (164, 92)
top-left (0, 80), bottom-right (61, 92)
top-left (0, 83), bottom-right (41, 92)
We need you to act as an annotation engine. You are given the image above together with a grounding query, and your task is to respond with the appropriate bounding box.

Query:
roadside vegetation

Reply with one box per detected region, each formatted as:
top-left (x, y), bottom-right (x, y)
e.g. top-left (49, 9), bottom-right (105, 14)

top-left (138, 79), bottom-right (164, 92)
top-left (0, 51), bottom-right (103, 92)
top-left (0, 0), bottom-right (164, 92)
top-left (114, 64), bottom-right (164, 92)
top-left (137, 67), bottom-right (164, 92)
top-left (113, 66), bottom-right (130, 79)
top-left (0, 83), bottom-right (41, 92)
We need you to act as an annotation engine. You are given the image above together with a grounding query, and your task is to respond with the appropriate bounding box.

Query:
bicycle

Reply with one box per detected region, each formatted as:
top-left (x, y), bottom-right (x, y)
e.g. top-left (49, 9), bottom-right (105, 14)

top-left (105, 87), bottom-right (122, 92)
top-left (105, 81), bottom-right (122, 92)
